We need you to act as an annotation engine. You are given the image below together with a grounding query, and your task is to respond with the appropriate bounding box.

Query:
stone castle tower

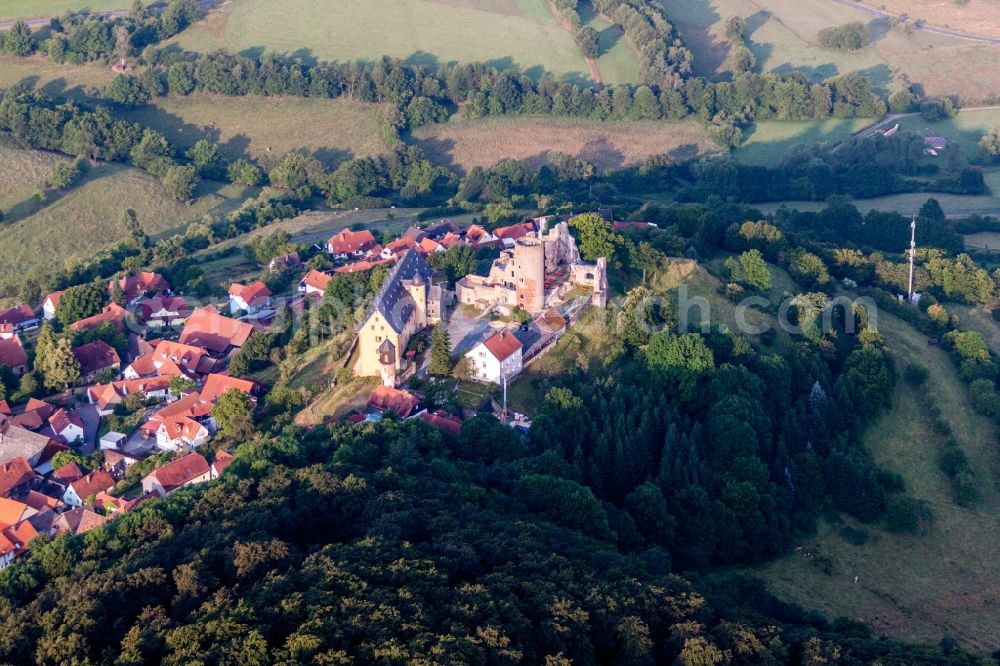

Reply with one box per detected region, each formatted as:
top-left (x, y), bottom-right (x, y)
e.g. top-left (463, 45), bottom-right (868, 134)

top-left (512, 238), bottom-right (545, 313)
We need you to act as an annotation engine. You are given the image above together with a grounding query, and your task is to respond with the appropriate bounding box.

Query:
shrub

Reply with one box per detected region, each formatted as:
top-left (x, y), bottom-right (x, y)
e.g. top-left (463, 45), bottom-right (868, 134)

top-left (817, 22), bottom-right (867, 51)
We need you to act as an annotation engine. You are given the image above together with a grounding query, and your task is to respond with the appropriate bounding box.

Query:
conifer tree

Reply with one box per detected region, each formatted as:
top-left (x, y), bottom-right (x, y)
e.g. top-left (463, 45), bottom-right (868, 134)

top-left (428, 323), bottom-right (451, 376)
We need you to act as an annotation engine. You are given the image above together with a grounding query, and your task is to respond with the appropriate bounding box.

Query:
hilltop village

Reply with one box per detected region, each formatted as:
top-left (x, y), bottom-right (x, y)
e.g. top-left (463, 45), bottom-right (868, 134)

top-left (0, 209), bottom-right (611, 566)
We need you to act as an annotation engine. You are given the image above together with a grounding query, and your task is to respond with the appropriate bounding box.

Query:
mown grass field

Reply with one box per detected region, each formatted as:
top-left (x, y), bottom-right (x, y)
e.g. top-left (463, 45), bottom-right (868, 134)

top-left (659, 0), bottom-right (1000, 101)
top-left (413, 115), bottom-right (715, 171)
top-left (0, 55), bottom-right (389, 169)
top-left (0, 54), bottom-right (116, 100)
top-left (754, 304), bottom-right (1000, 653)
top-left (892, 107), bottom-right (1000, 157)
top-left (755, 170), bottom-right (1000, 217)
top-left (734, 118), bottom-right (870, 164)
top-left (0, 142), bottom-right (256, 290)
top-left (0, 0), bottom-right (127, 20)
top-left (171, 0), bottom-right (642, 85)
top-left (121, 94), bottom-right (388, 169)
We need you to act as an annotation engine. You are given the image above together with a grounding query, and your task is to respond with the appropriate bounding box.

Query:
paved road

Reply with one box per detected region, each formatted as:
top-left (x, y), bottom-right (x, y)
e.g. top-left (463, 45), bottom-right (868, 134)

top-left (0, 0), bottom-right (221, 30)
top-left (831, 0), bottom-right (1000, 45)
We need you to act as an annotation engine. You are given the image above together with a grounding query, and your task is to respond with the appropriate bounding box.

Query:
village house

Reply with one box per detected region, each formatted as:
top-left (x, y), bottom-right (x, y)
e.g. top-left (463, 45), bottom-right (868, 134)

top-left (110, 271), bottom-right (171, 305)
top-left (355, 250), bottom-right (448, 384)
top-left (380, 236), bottom-right (418, 260)
top-left (73, 340), bottom-right (121, 381)
top-left (62, 470), bottom-right (115, 507)
top-left (141, 392), bottom-right (214, 450)
top-left (268, 251), bottom-right (303, 275)
top-left (88, 375), bottom-right (172, 414)
top-left (466, 329), bottom-right (524, 384)
top-left (0, 304), bottom-right (39, 333)
top-left (141, 452), bottom-right (211, 498)
top-left (199, 373), bottom-right (258, 404)
top-left (366, 385), bottom-right (424, 419)
top-left (46, 408), bottom-right (85, 445)
top-left (137, 295), bottom-right (192, 329)
top-left (0, 335), bottom-right (28, 376)
top-left (95, 491), bottom-right (147, 516)
top-left (298, 269), bottom-right (333, 296)
top-left (128, 339), bottom-right (212, 379)
top-left (69, 303), bottom-right (129, 332)
top-left (211, 450), bottom-right (234, 477)
top-left (228, 281), bottom-right (273, 316)
top-left (328, 228), bottom-right (379, 260)
top-left (417, 410), bottom-right (463, 437)
top-left (0, 457), bottom-right (34, 499)
top-left (178, 305), bottom-right (254, 355)
top-left (335, 258), bottom-right (394, 275)
top-left (6, 398), bottom-right (54, 431)
top-left (103, 448), bottom-right (141, 479)
top-left (51, 462), bottom-right (83, 486)
top-left (50, 506), bottom-right (107, 537)
top-left (0, 497), bottom-right (38, 568)
top-left (0, 423), bottom-right (65, 474)
top-left (41, 291), bottom-right (64, 321)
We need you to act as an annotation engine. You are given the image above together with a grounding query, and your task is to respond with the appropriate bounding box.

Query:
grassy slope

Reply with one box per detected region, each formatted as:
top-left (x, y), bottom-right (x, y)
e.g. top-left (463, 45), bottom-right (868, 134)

top-left (0, 54), bottom-right (388, 169)
top-left (0, 142), bottom-right (255, 288)
top-left (754, 305), bottom-right (1000, 653)
top-left (507, 258), bottom-right (786, 414)
top-left (659, 0), bottom-right (1000, 100)
top-left (120, 94), bottom-right (388, 169)
top-left (0, 1), bottom-right (127, 20)
top-left (893, 108), bottom-right (1000, 156)
top-left (735, 118), bottom-right (870, 165)
top-left (413, 115), bottom-right (715, 172)
top-left (755, 171), bottom-right (1000, 217)
top-left (170, 0), bottom-right (636, 84)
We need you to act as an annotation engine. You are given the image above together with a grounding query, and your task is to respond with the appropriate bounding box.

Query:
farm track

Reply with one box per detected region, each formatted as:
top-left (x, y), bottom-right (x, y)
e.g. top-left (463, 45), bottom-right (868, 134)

top-left (831, 0), bottom-right (1000, 45)
top-left (0, 0), bottom-right (222, 29)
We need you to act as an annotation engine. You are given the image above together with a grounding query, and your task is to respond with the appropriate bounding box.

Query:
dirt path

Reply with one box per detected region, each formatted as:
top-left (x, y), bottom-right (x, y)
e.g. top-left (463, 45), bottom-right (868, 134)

top-left (831, 0), bottom-right (1000, 45)
top-left (548, 2), bottom-right (603, 87)
top-left (0, 0), bottom-right (223, 30)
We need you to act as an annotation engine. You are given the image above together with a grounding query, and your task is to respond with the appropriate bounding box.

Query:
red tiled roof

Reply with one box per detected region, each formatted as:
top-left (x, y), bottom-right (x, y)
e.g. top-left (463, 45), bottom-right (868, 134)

top-left (73, 340), bottom-right (121, 375)
top-left (212, 450), bottom-right (234, 475)
top-left (328, 229), bottom-right (377, 255)
top-left (0, 336), bottom-right (27, 369)
top-left (367, 386), bottom-right (421, 418)
top-left (159, 416), bottom-right (206, 442)
top-left (0, 497), bottom-right (33, 526)
top-left (44, 291), bottom-right (64, 310)
top-left (418, 410), bottom-right (463, 437)
top-left (148, 452), bottom-right (209, 494)
top-left (151, 340), bottom-right (207, 375)
top-left (228, 281), bottom-right (272, 308)
top-left (52, 462), bottom-right (84, 484)
top-left (0, 401), bottom-right (9, 416)
top-left (178, 306), bottom-right (253, 353)
top-left (4, 520), bottom-right (36, 555)
top-left (384, 236), bottom-right (417, 256)
top-left (48, 408), bottom-right (83, 438)
top-left (334, 258), bottom-right (394, 274)
top-left (300, 270), bottom-right (332, 292)
top-left (0, 457), bottom-right (33, 497)
top-left (22, 490), bottom-right (60, 511)
top-left (482, 329), bottom-right (522, 362)
top-left (199, 374), bottom-right (256, 403)
top-left (51, 506), bottom-right (107, 535)
top-left (111, 272), bottom-right (170, 300)
top-left (137, 295), bottom-right (192, 321)
top-left (0, 305), bottom-right (36, 327)
top-left (493, 221), bottom-right (535, 241)
top-left (416, 237), bottom-right (443, 254)
top-left (68, 470), bottom-right (114, 501)
top-left (439, 232), bottom-right (466, 249)
top-left (69, 303), bottom-right (129, 332)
